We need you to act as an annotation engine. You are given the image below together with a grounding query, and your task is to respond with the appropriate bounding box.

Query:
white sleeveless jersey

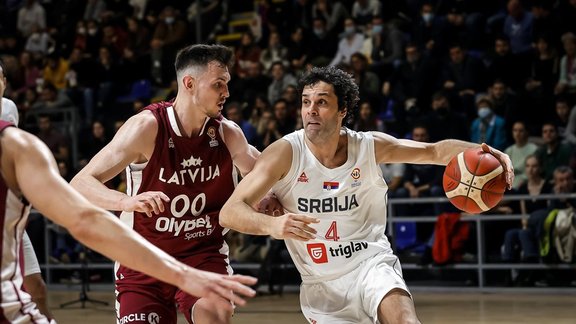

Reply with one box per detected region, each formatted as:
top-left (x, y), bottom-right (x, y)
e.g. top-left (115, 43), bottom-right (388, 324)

top-left (273, 128), bottom-right (393, 282)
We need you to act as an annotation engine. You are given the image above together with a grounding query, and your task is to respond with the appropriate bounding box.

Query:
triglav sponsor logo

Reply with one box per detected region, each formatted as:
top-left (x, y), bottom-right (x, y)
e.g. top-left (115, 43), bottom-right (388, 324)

top-left (306, 243), bottom-right (328, 264)
top-left (306, 242), bottom-right (369, 264)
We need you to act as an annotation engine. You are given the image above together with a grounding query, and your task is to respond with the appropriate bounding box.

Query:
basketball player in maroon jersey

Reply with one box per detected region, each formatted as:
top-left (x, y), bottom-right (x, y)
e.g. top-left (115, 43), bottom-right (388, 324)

top-left (0, 62), bottom-right (256, 323)
top-left (71, 44), bottom-right (265, 323)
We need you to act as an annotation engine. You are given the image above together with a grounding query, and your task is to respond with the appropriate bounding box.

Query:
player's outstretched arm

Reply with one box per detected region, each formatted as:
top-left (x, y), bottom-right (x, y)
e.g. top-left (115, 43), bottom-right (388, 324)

top-left (3, 127), bottom-right (256, 304)
top-left (71, 112), bottom-right (169, 216)
top-left (372, 132), bottom-right (514, 189)
top-left (220, 139), bottom-right (318, 240)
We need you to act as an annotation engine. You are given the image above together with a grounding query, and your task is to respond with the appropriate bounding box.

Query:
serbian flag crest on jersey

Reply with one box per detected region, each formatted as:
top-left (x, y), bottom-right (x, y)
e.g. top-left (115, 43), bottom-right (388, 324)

top-left (323, 181), bottom-right (339, 191)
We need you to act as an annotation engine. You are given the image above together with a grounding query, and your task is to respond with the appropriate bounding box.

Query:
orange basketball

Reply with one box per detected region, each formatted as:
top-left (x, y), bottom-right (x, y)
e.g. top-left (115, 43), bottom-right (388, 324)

top-left (443, 147), bottom-right (507, 214)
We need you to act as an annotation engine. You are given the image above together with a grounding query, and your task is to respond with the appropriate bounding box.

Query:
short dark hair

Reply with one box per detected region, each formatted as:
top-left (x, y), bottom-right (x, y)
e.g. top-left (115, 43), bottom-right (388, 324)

top-left (174, 44), bottom-right (234, 74)
top-left (298, 66), bottom-right (359, 125)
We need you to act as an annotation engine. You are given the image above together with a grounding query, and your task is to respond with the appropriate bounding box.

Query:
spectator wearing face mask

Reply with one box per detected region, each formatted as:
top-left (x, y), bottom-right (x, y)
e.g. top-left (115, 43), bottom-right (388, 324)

top-left (470, 96), bottom-right (508, 151)
top-left (149, 6), bottom-right (188, 86)
top-left (329, 18), bottom-right (364, 67)
top-left (412, 2), bottom-right (448, 58)
top-left (307, 17), bottom-right (338, 67)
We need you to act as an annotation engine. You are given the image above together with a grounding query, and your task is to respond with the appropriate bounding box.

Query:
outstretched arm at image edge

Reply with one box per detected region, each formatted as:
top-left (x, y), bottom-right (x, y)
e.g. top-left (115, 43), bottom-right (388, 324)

top-left (7, 129), bottom-right (256, 304)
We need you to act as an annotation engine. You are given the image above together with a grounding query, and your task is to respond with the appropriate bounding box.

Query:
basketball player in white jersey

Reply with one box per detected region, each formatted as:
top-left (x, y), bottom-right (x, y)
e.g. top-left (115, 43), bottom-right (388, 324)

top-left (221, 66), bottom-right (514, 324)
top-left (1, 63), bottom-right (54, 319)
top-left (0, 62), bottom-right (256, 324)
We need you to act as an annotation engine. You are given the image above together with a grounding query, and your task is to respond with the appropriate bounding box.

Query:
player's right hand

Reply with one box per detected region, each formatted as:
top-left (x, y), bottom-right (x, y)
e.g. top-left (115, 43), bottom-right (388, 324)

top-left (183, 269), bottom-right (257, 307)
top-left (120, 191), bottom-right (170, 217)
top-left (270, 214), bottom-right (319, 241)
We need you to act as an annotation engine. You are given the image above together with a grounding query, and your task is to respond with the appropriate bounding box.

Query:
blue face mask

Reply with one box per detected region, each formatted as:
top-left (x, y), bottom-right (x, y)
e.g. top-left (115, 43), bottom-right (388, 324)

top-left (478, 107), bottom-right (492, 119)
top-left (422, 13), bottom-right (434, 23)
top-left (165, 17), bottom-right (175, 24)
top-left (372, 25), bottom-right (383, 35)
top-left (313, 28), bottom-right (324, 37)
top-left (344, 26), bottom-right (356, 35)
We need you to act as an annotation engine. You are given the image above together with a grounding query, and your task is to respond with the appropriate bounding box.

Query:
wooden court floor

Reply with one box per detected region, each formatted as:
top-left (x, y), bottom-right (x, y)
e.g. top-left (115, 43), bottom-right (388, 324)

top-left (47, 290), bottom-right (576, 323)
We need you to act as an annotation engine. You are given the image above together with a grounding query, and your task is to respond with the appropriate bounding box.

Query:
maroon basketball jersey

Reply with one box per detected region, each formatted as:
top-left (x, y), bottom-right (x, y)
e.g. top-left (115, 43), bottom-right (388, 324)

top-left (0, 121), bottom-right (48, 322)
top-left (121, 103), bottom-right (237, 258)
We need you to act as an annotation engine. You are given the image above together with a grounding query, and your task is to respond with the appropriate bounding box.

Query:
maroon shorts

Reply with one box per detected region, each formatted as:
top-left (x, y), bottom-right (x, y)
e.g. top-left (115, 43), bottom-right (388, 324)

top-left (115, 254), bottom-right (229, 324)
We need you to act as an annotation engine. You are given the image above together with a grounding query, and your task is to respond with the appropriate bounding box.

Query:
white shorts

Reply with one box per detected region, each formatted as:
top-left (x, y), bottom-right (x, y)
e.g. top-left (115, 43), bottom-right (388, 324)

top-left (300, 253), bottom-right (410, 324)
top-left (22, 232), bottom-right (41, 276)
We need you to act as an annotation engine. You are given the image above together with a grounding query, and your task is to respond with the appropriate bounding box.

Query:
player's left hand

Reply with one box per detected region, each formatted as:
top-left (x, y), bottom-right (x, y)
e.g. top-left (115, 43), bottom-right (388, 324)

top-left (481, 143), bottom-right (514, 190)
top-left (257, 192), bottom-right (284, 217)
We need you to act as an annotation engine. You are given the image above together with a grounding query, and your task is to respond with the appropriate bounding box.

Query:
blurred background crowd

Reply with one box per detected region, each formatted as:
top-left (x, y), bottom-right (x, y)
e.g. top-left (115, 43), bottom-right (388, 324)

top-left (1, 0), bottom-right (576, 287)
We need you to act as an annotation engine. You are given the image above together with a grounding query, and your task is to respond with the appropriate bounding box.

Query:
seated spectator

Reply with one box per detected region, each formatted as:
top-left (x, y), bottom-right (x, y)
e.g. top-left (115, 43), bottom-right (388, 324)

top-left (514, 165), bottom-right (576, 286)
top-left (470, 96), bottom-right (508, 151)
top-left (235, 31), bottom-right (261, 79)
top-left (311, 0), bottom-right (349, 34)
top-left (502, 157), bottom-right (551, 287)
top-left (412, 2), bottom-right (448, 58)
top-left (384, 43), bottom-right (439, 131)
top-left (524, 34), bottom-right (558, 129)
top-left (149, 6), bottom-right (188, 85)
top-left (379, 163), bottom-right (405, 197)
top-left (395, 125), bottom-right (444, 216)
top-left (487, 79), bottom-right (519, 138)
top-left (518, 155), bottom-right (553, 214)
top-left (307, 17), bottom-right (338, 67)
top-left (42, 53), bottom-right (70, 91)
top-left (350, 52), bottom-right (380, 106)
top-left (351, 0), bottom-right (381, 27)
top-left (535, 122), bottom-right (574, 182)
top-left (79, 120), bottom-right (109, 161)
top-left (553, 97), bottom-right (572, 138)
top-left (353, 101), bottom-right (384, 132)
top-left (554, 32), bottom-right (576, 105)
top-left (369, 16), bottom-right (404, 78)
top-left (440, 43), bottom-right (488, 117)
top-left (286, 26), bottom-right (308, 75)
top-left (35, 114), bottom-right (70, 162)
top-left (260, 31), bottom-right (288, 72)
top-left (272, 99), bottom-right (296, 136)
top-left (420, 91), bottom-right (469, 142)
top-left (225, 102), bottom-right (259, 146)
top-left (504, 121), bottom-right (539, 189)
top-left (485, 35), bottom-right (524, 91)
top-left (24, 25), bottom-right (53, 57)
top-left (260, 111), bottom-right (282, 149)
top-left (11, 51), bottom-right (41, 100)
top-left (31, 83), bottom-right (73, 111)
top-left (267, 61), bottom-right (297, 106)
top-left (329, 18), bottom-right (364, 67)
top-left (503, 0), bottom-right (533, 77)
top-left (17, 0), bottom-right (46, 38)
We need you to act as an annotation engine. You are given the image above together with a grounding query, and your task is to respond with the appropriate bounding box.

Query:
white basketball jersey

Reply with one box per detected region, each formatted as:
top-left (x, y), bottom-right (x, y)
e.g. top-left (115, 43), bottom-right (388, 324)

top-left (273, 128), bottom-right (394, 282)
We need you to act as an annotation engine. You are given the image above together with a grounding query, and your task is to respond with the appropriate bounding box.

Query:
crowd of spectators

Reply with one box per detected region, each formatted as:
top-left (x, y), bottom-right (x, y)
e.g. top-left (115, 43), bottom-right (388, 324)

top-left (2, 0), bottom-right (576, 284)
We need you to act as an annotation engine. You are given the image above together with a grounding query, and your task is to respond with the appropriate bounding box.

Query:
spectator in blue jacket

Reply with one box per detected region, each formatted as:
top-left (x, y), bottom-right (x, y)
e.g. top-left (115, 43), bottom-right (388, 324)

top-left (470, 96), bottom-right (508, 151)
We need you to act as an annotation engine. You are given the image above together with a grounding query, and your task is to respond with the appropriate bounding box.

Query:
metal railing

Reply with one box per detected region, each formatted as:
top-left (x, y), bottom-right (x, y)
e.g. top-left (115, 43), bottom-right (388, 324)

top-left (387, 193), bottom-right (576, 292)
top-left (36, 193), bottom-right (576, 292)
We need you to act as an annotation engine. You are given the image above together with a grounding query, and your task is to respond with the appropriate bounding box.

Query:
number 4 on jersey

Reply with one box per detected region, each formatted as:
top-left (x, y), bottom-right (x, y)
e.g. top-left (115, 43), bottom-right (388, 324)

top-left (325, 221), bottom-right (340, 241)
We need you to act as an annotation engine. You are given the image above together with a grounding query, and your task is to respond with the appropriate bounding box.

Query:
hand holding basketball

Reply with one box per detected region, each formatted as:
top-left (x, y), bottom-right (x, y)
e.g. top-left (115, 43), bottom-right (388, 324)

top-left (443, 145), bottom-right (511, 214)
